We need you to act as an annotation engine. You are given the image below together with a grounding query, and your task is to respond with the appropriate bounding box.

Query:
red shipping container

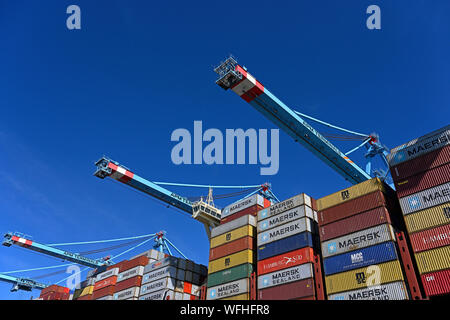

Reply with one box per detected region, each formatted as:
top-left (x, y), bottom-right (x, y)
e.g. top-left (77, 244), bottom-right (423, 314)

top-left (257, 247), bottom-right (315, 275)
top-left (77, 294), bottom-right (93, 301)
top-left (184, 282), bottom-right (192, 294)
top-left (209, 236), bottom-right (255, 261)
top-left (119, 256), bottom-right (149, 272)
top-left (258, 278), bottom-right (315, 300)
top-left (421, 268), bottom-right (450, 297)
top-left (93, 275), bottom-right (117, 291)
top-left (107, 260), bottom-right (128, 271)
top-left (220, 205), bottom-right (263, 224)
top-left (92, 286), bottom-right (115, 300)
top-left (190, 295), bottom-right (197, 300)
top-left (292, 296), bottom-right (315, 300)
top-left (395, 162), bottom-right (450, 198)
top-left (40, 284), bottom-right (69, 296)
top-left (391, 144), bottom-right (450, 182)
top-left (319, 206), bottom-right (393, 241)
top-left (410, 224), bottom-right (450, 252)
top-left (318, 191), bottom-right (396, 226)
top-left (40, 291), bottom-right (70, 300)
top-left (114, 276), bottom-right (142, 293)
top-left (311, 198), bottom-right (318, 211)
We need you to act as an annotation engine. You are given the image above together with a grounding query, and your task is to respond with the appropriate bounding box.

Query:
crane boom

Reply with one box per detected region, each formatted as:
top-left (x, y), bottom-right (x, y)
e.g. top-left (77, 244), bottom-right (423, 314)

top-left (214, 57), bottom-right (372, 185)
top-left (0, 273), bottom-right (47, 292)
top-left (3, 233), bottom-right (109, 268)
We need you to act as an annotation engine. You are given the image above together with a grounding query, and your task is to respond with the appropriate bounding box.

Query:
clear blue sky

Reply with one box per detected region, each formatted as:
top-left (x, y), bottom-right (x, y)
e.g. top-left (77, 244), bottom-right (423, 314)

top-left (1, 0), bottom-right (449, 299)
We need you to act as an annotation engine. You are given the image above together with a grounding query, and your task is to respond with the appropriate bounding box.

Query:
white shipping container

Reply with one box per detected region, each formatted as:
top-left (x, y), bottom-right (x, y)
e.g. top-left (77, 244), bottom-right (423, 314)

top-left (257, 205), bottom-right (314, 233)
top-left (258, 193), bottom-right (312, 221)
top-left (182, 293), bottom-right (191, 300)
top-left (117, 266), bottom-right (144, 282)
top-left (328, 281), bottom-right (409, 300)
top-left (140, 277), bottom-right (177, 295)
top-left (257, 263), bottom-right (313, 289)
top-left (95, 295), bottom-right (113, 300)
top-left (174, 291), bottom-right (184, 300)
top-left (139, 289), bottom-right (175, 300)
top-left (222, 194), bottom-right (266, 218)
top-left (113, 287), bottom-right (140, 300)
top-left (399, 182), bottom-right (450, 215)
top-left (207, 278), bottom-right (249, 300)
top-left (95, 268), bottom-right (119, 282)
top-left (142, 266), bottom-right (178, 285)
top-left (211, 214), bottom-right (257, 238)
top-left (257, 217), bottom-right (314, 246)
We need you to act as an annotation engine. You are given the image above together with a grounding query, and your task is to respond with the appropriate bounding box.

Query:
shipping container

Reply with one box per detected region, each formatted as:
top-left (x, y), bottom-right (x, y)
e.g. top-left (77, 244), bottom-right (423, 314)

top-left (130, 249), bottom-right (166, 261)
top-left (106, 260), bottom-right (128, 272)
top-left (72, 288), bottom-right (83, 300)
top-left (142, 266), bottom-right (178, 285)
top-left (325, 260), bottom-right (404, 295)
top-left (114, 276), bottom-right (142, 293)
top-left (176, 268), bottom-right (186, 281)
top-left (319, 206), bottom-right (392, 241)
top-left (209, 236), bottom-right (254, 261)
top-left (40, 284), bottom-right (70, 295)
top-left (258, 232), bottom-right (315, 261)
top-left (399, 182), bottom-right (450, 215)
top-left (410, 224), bottom-right (450, 252)
top-left (257, 263), bottom-right (313, 289)
top-left (405, 202), bottom-right (450, 233)
top-left (323, 242), bottom-right (399, 275)
top-left (80, 285), bottom-right (94, 297)
top-left (207, 263), bottom-right (254, 288)
top-left (175, 280), bottom-right (185, 293)
top-left (258, 194), bottom-right (312, 221)
top-left (184, 282), bottom-right (192, 294)
top-left (207, 278), bottom-right (249, 300)
top-left (415, 245), bottom-right (450, 274)
top-left (185, 260), bottom-right (195, 272)
top-left (140, 277), bottom-right (177, 295)
top-left (113, 287), bottom-right (140, 300)
top-left (317, 178), bottom-right (388, 211)
top-left (258, 278), bottom-right (315, 300)
top-left (174, 292), bottom-right (184, 300)
top-left (210, 225), bottom-right (255, 248)
top-left (390, 144), bottom-right (450, 182)
top-left (184, 271), bottom-right (193, 283)
top-left (257, 247), bottom-right (315, 275)
top-left (327, 281), bottom-right (409, 300)
top-left (93, 275), bottom-right (117, 291)
top-left (395, 162), bottom-right (450, 198)
top-left (257, 217), bottom-right (314, 246)
top-left (119, 256), bottom-right (149, 272)
top-left (92, 286), bottom-right (115, 300)
top-left (420, 268), bottom-right (450, 297)
top-left (80, 277), bottom-right (95, 288)
top-left (77, 294), bottom-right (93, 301)
top-left (321, 224), bottom-right (396, 258)
top-left (387, 125), bottom-right (450, 167)
top-left (95, 268), bottom-right (119, 282)
top-left (117, 266), bottom-right (144, 282)
top-left (144, 256), bottom-right (178, 273)
top-left (177, 258), bottom-right (186, 270)
top-left (219, 205), bottom-right (262, 224)
top-left (139, 289), bottom-right (175, 300)
top-left (94, 295), bottom-right (112, 300)
top-left (258, 205), bottom-right (314, 233)
top-left (219, 293), bottom-right (250, 300)
top-left (211, 214), bottom-right (257, 238)
top-left (193, 263), bottom-right (201, 274)
top-left (222, 194), bottom-right (270, 218)
top-left (208, 249), bottom-right (255, 274)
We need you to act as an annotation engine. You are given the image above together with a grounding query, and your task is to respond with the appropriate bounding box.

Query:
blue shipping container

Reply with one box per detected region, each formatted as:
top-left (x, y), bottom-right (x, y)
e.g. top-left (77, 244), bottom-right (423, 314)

top-left (323, 241), bottom-right (399, 276)
top-left (257, 231), bottom-right (315, 261)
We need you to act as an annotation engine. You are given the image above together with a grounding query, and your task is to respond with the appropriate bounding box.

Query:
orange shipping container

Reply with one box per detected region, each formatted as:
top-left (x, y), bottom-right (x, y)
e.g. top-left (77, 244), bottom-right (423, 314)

top-left (119, 256), bottom-right (149, 272)
top-left (92, 286), bottom-right (115, 300)
top-left (94, 275), bottom-right (117, 291)
top-left (209, 236), bottom-right (255, 261)
top-left (114, 276), bottom-right (142, 293)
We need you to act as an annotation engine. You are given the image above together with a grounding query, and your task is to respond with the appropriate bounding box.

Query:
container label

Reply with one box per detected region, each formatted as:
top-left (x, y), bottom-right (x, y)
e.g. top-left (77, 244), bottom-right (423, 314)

top-left (95, 268), bottom-right (118, 282)
top-left (328, 281), bottom-right (408, 300)
top-left (222, 194), bottom-right (262, 218)
top-left (257, 247), bottom-right (313, 275)
top-left (258, 206), bottom-right (313, 232)
top-left (143, 266), bottom-right (177, 284)
top-left (258, 218), bottom-right (311, 246)
top-left (258, 194), bottom-right (310, 221)
top-left (400, 182), bottom-right (450, 215)
top-left (257, 263), bottom-right (313, 289)
top-left (206, 278), bottom-right (248, 300)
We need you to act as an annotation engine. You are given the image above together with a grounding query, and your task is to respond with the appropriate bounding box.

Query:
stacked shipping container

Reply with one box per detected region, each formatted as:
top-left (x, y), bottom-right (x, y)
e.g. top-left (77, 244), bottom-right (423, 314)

top-left (388, 125), bottom-right (450, 298)
top-left (317, 178), bottom-right (410, 300)
top-left (39, 285), bottom-right (70, 300)
top-left (256, 193), bottom-right (319, 300)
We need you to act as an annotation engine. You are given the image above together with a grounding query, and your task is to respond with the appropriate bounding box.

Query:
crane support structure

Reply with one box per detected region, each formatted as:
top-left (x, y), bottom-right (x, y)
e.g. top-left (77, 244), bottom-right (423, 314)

top-left (214, 57), bottom-right (372, 185)
top-left (0, 273), bottom-right (47, 292)
top-left (3, 232), bottom-right (110, 269)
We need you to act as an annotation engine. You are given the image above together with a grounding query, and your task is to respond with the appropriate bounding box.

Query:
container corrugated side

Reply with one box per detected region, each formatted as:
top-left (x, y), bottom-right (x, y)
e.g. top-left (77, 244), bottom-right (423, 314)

top-left (390, 144), bottom-right (450, 182)
top-left (323, 242), bottom-right (399, 275)
top-left (93, 275), bottom-right (117, 291)
top-left (327, 281), bottom-right (409, 300)
top-left (142, 266), bottom-right (178, 285)
top-left (410, 224), bottom-right (450, 252)
top-left (119, 255), bottom-right (149, 272)
top-left (206, 278), bottom-right (249, 300)
top-left (257, 217), bottom-right (314, 246)
top-left (210, 225), bottom-right (255, 248)
top-left (209, 236), bottom-right (254, 261)
top-left (139, 277), bottom-right (176, 295)
top-left (113, 287), bottom-right (140, 300)
top-left (258, 278), bottom-right (315, 300)
top-left (257, 247), bottom-right (315, 275)
top-left (395, 162), bottom-right (450, 198)
top-left (420, 268), bottom-right (450, 297)
top-left (258, 194), bottom-right (312, 221)
top-left (415, 245), bottom-right (450, 274)
top-left (399, 182), bottom-right (450, 215)
top-left (117, 265), bottom-right (144, 282)
top-left (321, 224), bottom-right (396, 258)
top-left (405, 201), bottom-right (450, 233)
top-left (144, 256), bottom-right (178, 273)
top-left (206, 263), bottom-right (253, 288)
top-left (208, 249), bottom-right (255, 274)
top-left (211, 214), bottom-right (257, 238)
top-left (92, 286), bottom-right (115, 299)
top-left (317, 178), bottom-right (387, 211)
top-left (139, 289), bottom-right (175, 300)
top-left (257, 263), bottom-right (313, 289)
top-left (219, 205), bottom-right (262, 225)
top-left (257, 205), bottom-right (314, 233)
top-left (222, 194), bottom-right (266, 218)
top-left (258, 232), bottom-right (315, 261)
top-left (95, 268), bottom-right (119, 282)
top-left (387, 125), bottom-right (450, 167)
top-left (325, 260), bottom-right (404, 295)
top-left (114, 276), bottom-right (142, 292)
top-left (220, 293), bottom-right (250, 300)
top-left (319, 206), bottom-right (392, 241)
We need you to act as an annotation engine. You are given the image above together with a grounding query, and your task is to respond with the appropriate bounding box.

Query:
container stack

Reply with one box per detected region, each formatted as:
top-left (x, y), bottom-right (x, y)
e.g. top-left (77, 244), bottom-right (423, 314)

top-left (72, 277), bottom-right (95, 300)
top-left (206, 195), bottom-right (271, 300)
top-left (256, 193), bottom-right (319, 300)
top-left (112, 256), bottom-right (148, 300)
top-left (39, 285), bottom-right (70, 300)
top-left (387, 125), bottom-right (450, 298)
top-left (316, 178), bottom-right (411, 300)
top-left (92, 266), bottom-right (119, 300)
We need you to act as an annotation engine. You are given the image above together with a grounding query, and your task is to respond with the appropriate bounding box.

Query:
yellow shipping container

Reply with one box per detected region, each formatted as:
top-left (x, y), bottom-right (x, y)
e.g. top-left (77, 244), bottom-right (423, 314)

top-left (80, 285), bottom-right (94, 297)
top-left (325, 260), bottom-right (404, 295)
top-left (405, 202), bottom-right (450, 234)
top-left (220, 293), bottom-right (250, 300)
top-left (317, 178), bottom-right (388, 211)
top-left (415, 245), bottom-right (450, 274)
top-left (210, 225), bottom-right (255, 248)
top-left (208, 249), bottom-right (255, 274)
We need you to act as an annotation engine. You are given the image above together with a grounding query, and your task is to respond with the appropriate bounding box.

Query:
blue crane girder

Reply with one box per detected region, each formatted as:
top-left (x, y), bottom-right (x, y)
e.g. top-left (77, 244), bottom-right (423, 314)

top-left (0, 273), bottom-right (47, 292)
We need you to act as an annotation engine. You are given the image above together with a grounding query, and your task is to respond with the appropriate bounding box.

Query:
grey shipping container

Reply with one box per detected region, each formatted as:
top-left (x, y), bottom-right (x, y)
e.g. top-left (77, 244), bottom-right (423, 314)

top-left (185, 271), bottom-right (193, 283)
top-left (144, 256), bottom-right (178, 273)
top-left (257, 205), bottom-right (314, 233)
top-left (258, 193), bottom-right (312, 221)
top-left (257, 263), bottom-right (313, 290)
top-left (117, 266), bottom-right (144, 282)
top-left (113, 287), bottom-right (140, 300)
top-left (206, 278), bottom-right (249, 300)
top-left (211, 215), bottom-right (257, 238)
top-left (142, 266), bottom-right (178, 285)
top-left (95, 268), bottom-right (119, 282)
top-left (399, 182), bottom-right (450, 215)
top-left (328, 281), bottom-right (409, 300)
top-left (222, 194), bottom-right (265, 218)
top-left (140, 277), bottom-right (176, 295)
top-left (139, 289), bottom-right (175, 300)
top-left (177, 258), bottom-right (186, 270)
top-left (258, 217), bottom-right (314, 246)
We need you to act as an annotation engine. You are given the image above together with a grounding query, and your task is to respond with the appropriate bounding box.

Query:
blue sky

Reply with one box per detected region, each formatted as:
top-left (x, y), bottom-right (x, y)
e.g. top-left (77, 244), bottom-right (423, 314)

top-left (1, 0), bottom-right (449, 299)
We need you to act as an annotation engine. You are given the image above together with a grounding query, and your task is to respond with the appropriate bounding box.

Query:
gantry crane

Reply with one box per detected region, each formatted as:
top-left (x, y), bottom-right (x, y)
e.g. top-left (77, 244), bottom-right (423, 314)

top-left (94, 156), bottom-right (278, 238)
top-left (214, 57), bottom-right (392, 186)
top-left (0, 273), bottom-right (47, 292)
